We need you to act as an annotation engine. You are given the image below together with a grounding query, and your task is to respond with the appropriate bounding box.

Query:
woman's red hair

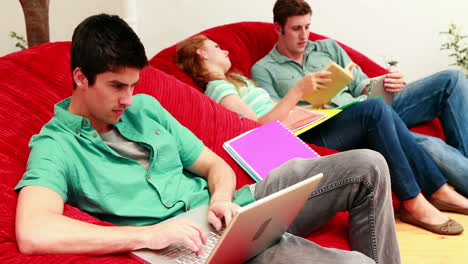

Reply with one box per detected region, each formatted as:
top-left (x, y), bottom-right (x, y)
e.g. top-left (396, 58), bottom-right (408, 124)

top-left (176, 34), bottom-right (250, 90)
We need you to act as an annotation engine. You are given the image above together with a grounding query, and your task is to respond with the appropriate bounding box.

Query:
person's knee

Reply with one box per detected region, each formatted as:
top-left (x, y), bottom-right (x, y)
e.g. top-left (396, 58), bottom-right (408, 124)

top-left (257, 158), bottom-right (316, 197)
top-left (348, 149), bottom-right (390, 188)
top-left (413, 133), bottom-right (446, 149)
top-left (351, 149), bottom-right (386, 167)
top-left (366, 98), bottom-right (387, 108)
top-left (435, 69), bottom-right (465, 92)
top-left (348, 251), bottom-right (376, 264)
top-left (440, 69), bottom-right (464, 81)
top-left (362, 99), bottom-right (392, 122)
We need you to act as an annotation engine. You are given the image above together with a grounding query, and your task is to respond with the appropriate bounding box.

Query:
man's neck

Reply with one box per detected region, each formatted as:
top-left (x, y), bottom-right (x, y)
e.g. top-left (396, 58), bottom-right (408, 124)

top-left (276, 43), bottom-right (305, 65)
top-left (68, 93), bottom-right (113, 134)
top-left (68, 93), bottom-right (87, 118)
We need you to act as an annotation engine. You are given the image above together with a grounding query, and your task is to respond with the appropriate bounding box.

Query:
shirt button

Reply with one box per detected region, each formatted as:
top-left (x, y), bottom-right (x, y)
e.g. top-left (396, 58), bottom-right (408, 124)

top-left (187, 206), bottom-right (191, 211)
top-left (166, 202), bottom-right (171, 206)
top-left (155, 130), bottom-right (160, 135)
top-left (146, 175), bottom-right (151, 179)
top-left (82, 120), bottom-right (88, 125)
top-left (92, 132), bottom-right (97, 137)
top-left (75, 129), bottom-right (79, 134)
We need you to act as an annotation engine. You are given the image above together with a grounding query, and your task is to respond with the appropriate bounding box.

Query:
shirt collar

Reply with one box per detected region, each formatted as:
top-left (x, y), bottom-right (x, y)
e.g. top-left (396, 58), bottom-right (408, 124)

top-left (54, 97), bottom-right (94, 133)
top-left (270, 41), bottom-right (316, 64)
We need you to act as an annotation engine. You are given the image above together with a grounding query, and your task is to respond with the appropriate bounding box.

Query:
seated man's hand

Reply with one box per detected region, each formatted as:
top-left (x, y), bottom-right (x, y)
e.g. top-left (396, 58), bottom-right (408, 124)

top-left (144, 218), bottom-right (207, 255)
top-left (208, 200), bottom-right (240, 231)
top-left (384, 72), bottom-right (406, 93)
top-left (296, 71), bottom-right (332, 95)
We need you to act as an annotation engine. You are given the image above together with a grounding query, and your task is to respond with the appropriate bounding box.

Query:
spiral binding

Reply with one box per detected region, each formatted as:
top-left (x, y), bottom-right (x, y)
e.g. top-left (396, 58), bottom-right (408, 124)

top-left (276, 120), bottom-right (321, 158)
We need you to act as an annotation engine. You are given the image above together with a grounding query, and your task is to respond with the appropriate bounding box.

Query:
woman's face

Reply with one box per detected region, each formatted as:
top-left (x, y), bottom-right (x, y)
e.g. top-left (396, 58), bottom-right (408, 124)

top-left (200, 39), bottom-right (231, 73)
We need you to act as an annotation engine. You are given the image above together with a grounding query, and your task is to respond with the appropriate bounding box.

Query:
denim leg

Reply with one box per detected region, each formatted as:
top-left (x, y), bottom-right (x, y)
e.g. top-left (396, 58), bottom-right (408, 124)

top-left (392, 70), bottom-right (468, 155)
top-left (252, 150), bottom-right (400, 264)
top-left (300, 99), bottom-right (429, 200)
top-left (301, 99), bottom-right (447, 199)
top-left (388, 110), bottom-right (447, 197)
top-left (413, 132), bottom-right (468, 197)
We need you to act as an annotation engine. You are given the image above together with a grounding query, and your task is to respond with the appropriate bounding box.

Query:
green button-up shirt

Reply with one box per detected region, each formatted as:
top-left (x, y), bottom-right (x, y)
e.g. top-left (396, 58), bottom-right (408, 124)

top-left (15, 94), bottom-right (254, 226)
top-left (251, 39), bottom-right (372, 108)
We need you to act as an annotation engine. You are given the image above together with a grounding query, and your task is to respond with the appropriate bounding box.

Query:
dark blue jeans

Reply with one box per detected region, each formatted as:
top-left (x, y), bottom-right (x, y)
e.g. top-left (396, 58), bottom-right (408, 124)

top-left (392, 70), bottom-right (468, 196)
top-left (299, 99), bottom-right (446, 200)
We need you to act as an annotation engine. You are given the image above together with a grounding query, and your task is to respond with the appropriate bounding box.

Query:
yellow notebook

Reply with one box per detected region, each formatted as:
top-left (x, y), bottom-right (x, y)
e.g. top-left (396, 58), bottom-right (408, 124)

top-left (302, 62), bottom-right (356, 107)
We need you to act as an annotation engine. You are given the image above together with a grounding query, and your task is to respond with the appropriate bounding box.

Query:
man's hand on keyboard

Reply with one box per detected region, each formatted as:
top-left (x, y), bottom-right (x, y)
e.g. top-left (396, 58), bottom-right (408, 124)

top-left (142, 218), bottom-right (208, 256)
top-left (208, 200), bottom-right (240, 231)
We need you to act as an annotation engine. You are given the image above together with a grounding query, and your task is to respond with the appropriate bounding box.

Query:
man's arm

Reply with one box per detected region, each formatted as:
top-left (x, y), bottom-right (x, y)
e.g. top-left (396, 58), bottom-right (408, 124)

top-left (322, 40), bottom-right (372, 97)
top-left (16, 185), bottom-right (207, 255)
top-left (251, 57), bottom-right (332, 109)
top-left (331, 39), bottom-right (406, 95)
top-left (186, 147), bottom-right (239, 231)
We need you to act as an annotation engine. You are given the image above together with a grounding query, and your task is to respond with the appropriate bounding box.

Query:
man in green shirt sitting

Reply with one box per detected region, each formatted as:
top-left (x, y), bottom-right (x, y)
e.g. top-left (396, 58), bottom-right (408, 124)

top-left (14, 14), bottom-right (399, 264)
top-left (251, 0), bottom-right (468, 200)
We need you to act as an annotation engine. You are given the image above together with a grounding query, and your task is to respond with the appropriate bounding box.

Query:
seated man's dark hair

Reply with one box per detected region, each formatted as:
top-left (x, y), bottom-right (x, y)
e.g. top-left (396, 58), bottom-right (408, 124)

top-left (71, 14), bottom-right (148, 88)
top-left (273, 0), bottom-right (312, 29)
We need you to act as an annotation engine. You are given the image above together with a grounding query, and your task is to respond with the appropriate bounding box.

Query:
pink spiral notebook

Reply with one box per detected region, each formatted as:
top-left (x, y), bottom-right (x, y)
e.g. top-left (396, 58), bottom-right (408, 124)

top-left (223, 121), bottom-right (320, 182)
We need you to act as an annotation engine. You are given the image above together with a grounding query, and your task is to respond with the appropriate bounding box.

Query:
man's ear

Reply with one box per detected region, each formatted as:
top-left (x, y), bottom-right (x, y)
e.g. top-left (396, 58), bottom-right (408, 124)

top-left (274, 22), bottom-right (283, 35)
top-left (196, 48), bottom-right (207, 59)
top-left (73, 67), bottom-right (88, 88)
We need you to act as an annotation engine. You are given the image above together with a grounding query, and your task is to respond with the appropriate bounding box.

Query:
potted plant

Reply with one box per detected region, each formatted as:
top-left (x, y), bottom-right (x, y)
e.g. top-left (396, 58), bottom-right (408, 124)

top-left (440, 23), bottom-right (468, 77)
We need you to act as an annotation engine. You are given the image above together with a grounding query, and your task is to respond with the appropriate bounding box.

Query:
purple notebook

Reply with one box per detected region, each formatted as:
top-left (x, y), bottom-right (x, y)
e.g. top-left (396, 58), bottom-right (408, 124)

top-left (223, 121), bottom-right (320, 182)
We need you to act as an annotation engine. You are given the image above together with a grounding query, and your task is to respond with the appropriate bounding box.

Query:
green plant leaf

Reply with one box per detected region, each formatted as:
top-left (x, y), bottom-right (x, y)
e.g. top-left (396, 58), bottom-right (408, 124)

top-left (440, 23), bottom-right (468, 72)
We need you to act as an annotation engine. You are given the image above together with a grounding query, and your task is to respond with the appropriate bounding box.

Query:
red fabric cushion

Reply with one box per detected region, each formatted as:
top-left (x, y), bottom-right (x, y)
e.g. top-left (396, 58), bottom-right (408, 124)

top-left (410, 119), bottom-right (446, 141)
top-left (0, 43), bottom-right (72, 189)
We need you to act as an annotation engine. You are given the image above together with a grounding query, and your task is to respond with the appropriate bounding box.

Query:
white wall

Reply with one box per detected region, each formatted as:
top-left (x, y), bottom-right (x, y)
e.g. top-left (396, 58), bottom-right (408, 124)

top-left (1, 0), bottom-right (467, 81)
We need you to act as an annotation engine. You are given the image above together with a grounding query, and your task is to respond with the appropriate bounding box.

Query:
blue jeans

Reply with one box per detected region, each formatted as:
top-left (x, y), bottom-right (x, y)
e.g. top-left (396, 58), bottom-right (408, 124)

top-left (392, 70), bottom-right (468, 196)
top-left (413, 133), bottom-right (468, 197)
top-left (299, 99), bottom-right (446, 200)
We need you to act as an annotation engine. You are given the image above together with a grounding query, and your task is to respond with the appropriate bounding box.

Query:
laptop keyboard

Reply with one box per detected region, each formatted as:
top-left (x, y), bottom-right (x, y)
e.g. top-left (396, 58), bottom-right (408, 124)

top-left (163, 231), bottom-right (221, 264)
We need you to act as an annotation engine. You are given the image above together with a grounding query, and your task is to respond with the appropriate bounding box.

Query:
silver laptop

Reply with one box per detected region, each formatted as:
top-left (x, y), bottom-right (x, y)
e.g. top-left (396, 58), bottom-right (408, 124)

top-left (130, 173), bottom-right (323, 264)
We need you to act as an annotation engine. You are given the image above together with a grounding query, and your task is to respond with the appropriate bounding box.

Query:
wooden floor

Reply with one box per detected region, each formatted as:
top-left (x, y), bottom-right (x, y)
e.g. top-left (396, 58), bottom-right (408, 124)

top-left (395, 211), bottom-right (468, 263)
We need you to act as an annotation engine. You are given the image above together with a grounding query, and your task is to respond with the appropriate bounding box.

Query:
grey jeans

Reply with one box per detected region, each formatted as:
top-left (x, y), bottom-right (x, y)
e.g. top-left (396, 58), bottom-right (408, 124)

top-left (247, 149), bottom-right (400, 264)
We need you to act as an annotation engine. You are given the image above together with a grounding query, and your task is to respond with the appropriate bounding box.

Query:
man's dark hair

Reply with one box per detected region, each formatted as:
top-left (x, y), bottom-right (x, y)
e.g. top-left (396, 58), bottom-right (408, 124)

top-left (273, 0), bottom-right (312, 29)
top-left (71, 14), bottom-right (148, 88)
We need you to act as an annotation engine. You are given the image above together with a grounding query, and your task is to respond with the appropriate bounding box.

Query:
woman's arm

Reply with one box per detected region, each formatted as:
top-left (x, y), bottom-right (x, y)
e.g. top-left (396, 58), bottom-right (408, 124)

top-left (218, 72), bottom-right (331, 124)
top-left (218, 94), bottom-right (260, 121)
